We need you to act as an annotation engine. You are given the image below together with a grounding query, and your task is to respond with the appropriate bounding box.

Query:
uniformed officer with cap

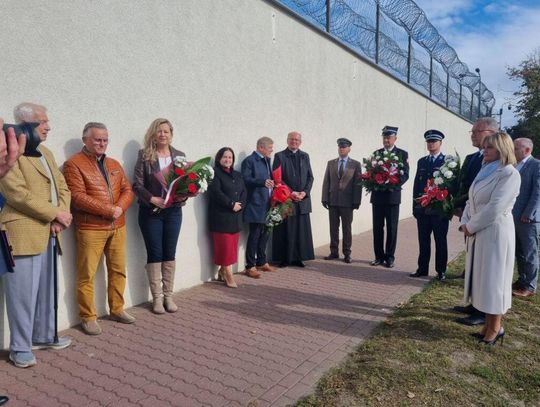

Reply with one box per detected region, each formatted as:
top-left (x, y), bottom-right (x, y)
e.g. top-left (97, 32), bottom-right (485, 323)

top-left (321, 137), bottom-right (362, 263)
top-left (410, 129), bottom-right (449, 280)
top-left (369, 126), bottom-right (409, 268)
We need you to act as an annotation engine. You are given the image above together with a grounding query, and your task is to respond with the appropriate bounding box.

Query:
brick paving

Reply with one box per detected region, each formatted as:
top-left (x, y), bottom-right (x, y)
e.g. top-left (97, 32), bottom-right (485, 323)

top-left (0, 217), bottom-right (463, 407)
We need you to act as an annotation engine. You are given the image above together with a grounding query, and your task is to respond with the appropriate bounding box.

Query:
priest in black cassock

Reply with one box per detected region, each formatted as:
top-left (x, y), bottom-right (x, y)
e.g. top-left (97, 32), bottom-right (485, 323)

top-left (271, 131), bottom-right (315, 267)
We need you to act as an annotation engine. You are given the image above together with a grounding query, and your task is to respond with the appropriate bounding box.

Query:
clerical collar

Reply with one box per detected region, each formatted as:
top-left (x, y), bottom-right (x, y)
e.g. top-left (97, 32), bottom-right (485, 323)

top-left (288, 148), bottom-right (298, 154)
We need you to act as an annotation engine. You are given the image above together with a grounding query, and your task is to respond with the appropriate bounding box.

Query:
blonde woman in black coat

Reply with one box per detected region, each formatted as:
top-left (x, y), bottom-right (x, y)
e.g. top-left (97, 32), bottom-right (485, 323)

top-left (208, 147), bottom-right (246, 287)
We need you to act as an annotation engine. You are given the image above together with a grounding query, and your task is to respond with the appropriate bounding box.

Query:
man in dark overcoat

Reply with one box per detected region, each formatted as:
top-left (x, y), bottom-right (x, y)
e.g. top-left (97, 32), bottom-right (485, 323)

top-left (272, 131), bottom-right (314, 267)
top-left (370, 126), bottom-right (409, 268)
top-left (241, 137), bottom-right (276, 278)
top-left (321, 138), bottom-right (362, 263)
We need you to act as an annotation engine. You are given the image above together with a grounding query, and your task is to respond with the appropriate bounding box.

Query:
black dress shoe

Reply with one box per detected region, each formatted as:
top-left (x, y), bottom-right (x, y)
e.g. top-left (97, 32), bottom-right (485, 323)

top-left (0, 395), bottom-right (9, 406)
top-left (278, 262), bottom-right (289, 268)
top-left (291, 261), bottom-right (305, 267)
top-left (456, 314), bottom-right (485, 326)
top-left (370, 259), bottom-right (383, 266)
top-left (453, 304), bottom-right (476, 314)
top-left (343, 256), bottom-right (352, 264)
top-left (384, 260), bottom-right (394, 268)
top-left (437, 272), bottom-right (446, 281)
top-left (324, 254), bottom-right (339, 260)
top-left (409, 270), bottom-right (428, 278)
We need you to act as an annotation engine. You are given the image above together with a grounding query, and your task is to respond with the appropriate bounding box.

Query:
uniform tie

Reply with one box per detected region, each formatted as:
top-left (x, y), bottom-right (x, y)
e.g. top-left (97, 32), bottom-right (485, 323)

top-left (338, 159), bottom-right (345, 179)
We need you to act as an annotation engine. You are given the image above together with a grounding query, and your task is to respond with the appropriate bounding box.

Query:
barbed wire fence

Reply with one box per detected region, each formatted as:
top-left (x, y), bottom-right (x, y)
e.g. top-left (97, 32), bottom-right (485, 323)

top-left (276, 0), bottom-right (495, 120)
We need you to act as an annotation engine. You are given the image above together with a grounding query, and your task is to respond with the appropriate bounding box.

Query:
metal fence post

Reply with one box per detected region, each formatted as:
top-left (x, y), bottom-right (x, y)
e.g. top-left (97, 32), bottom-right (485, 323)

top-left (375, 3), bottom-right (380, 64)
top-left (458, 84), bottom-right (462, 115)
top-left (470, 89), bottom-right (474, 120)
top-left (407, 34), bottom-right (412, 83)
top-left (429, 56), bottom-right (433, 97)
top-left (326, 0), bottom-right (331, 33)
top-left (445, 71), bottom-right (450, 107)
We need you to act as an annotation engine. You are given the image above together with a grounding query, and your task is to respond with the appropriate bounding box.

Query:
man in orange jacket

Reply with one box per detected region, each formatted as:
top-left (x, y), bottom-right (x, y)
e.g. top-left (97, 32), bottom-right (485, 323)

top-left (63, 122), bottom-right (134, 335)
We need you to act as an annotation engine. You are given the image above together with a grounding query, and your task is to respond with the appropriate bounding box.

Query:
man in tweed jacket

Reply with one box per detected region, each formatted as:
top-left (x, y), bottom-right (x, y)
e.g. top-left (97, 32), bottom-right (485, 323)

top-left (0, 103), bottom-right (72, 368)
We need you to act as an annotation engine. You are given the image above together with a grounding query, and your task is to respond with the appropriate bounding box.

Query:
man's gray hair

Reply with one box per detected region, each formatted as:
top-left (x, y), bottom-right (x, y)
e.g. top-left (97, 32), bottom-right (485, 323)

top-left (82, 122), bottom-right (108, 139)
top-left (474, 117), bottom-right (499, 131)
top-left (13, 102), bottom-right (47, 123)
top-left (515, 137), bottom-right (534, 151)
top-left (257, 136), bottom-right (273, 148)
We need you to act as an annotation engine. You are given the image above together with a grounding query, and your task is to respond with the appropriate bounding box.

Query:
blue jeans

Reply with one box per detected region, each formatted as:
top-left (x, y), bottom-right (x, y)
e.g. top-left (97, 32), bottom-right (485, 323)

top-left (138, 206), bottom-right (182, 263)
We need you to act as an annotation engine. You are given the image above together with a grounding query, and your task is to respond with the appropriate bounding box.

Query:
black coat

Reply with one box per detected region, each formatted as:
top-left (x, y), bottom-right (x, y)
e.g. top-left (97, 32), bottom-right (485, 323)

top-left (370, 147), bottom-right (410, 205)
top-left (207, 166), bottom-right (246, 233)
top-left (454, 151), bottom-right (483, 211)
top-left (273, 148), bottom-right (314, 214)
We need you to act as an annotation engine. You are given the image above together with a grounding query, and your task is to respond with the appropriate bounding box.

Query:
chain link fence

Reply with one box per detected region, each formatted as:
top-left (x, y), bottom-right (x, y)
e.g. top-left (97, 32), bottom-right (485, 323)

top-left (276, 0), bottom-right (495, 120)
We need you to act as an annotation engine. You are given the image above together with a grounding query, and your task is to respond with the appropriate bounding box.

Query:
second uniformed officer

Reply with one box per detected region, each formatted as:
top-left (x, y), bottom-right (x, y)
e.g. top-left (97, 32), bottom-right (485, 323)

top-left (410, 129), bottom-right (449, 280)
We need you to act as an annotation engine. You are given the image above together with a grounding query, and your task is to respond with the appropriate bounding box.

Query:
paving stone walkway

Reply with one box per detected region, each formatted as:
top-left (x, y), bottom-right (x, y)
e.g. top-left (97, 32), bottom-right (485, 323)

top-left (0, 217), bottom-right (463, 407)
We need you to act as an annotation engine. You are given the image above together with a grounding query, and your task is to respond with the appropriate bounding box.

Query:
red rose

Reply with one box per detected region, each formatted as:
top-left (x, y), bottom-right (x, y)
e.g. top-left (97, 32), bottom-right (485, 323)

top-left (436, 189), bottom-right (448, 201)
top-left (272, 184), bottom-right (291, 204)
top-left (374, 173), bottom-right (385, 184)
top-left (188, 172), bottom-right (198, 180)
top-left (420, 196), bottom-right (431, 207)
top-left (388, 175), bottom-right (399, 185)
top-left (175, 168), bottom-right (185, 176)
top-left (187, 183), bottom-right (198, 193)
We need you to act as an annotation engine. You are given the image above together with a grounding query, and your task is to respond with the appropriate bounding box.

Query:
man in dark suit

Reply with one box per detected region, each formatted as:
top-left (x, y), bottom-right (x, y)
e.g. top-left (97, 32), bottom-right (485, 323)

top-left (454, 117), bottom-right (498, 217)
top-left (321, 138), bottom-right (362, 263)
top-left (370, 126), bottom-right (409, 268)
top-left (241, 137), bottom-right (275, 278)
top-left (410, 130), bottom-right (448, 281)
top-left (272, 131), bottom-right (315, 267)
top-left (453, 117), bottom-right (498, 325)
top-left (512, 138), bottom-right (540, 298)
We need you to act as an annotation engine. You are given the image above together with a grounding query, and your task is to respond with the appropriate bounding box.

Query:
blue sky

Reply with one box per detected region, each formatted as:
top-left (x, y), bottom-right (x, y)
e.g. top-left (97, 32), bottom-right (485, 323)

top-left (413, 0), bottom-right (540, 127)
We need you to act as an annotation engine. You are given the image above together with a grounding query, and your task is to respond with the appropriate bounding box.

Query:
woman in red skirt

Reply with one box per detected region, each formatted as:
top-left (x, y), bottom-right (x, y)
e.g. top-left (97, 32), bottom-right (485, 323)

top-left (208, 147), bottom-right (246, 287)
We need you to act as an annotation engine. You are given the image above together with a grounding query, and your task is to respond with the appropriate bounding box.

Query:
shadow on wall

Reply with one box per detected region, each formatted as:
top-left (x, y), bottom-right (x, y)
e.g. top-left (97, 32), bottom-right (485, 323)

top-left (123, 140), bottom-right (150, 308)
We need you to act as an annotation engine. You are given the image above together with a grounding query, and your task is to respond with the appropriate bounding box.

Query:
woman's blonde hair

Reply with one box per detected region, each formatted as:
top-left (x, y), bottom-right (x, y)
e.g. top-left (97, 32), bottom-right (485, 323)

top-left (483, 131), bottom-right (516, 166)
top-left (142, 118), bottom-right (174, 162)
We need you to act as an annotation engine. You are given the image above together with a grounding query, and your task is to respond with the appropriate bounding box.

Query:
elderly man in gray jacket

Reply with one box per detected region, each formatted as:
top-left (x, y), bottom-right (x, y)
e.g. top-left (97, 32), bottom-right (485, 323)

top-left (512, 138), bottom-right (540, 297)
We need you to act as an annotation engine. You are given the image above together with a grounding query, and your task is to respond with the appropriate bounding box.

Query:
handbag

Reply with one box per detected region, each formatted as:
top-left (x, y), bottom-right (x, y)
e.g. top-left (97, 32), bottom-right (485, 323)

top-left (0, 229), bottom-right (15, 275)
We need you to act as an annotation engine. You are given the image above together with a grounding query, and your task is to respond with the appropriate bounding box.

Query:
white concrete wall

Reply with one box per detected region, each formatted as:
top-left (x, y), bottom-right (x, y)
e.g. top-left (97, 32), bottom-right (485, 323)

top-left (0, 0), bottom-right (474, 347)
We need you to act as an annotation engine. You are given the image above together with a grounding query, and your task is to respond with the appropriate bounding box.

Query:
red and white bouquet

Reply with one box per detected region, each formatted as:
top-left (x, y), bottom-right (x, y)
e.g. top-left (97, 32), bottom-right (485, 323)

top-left (155, 156), bottom-right (214, 210)
top-left (265, 166), bottom-right (294, 229)
top-left (361, 150), bottom-right (406, 192)
top-left (415, 153), bottom-right (461, 218)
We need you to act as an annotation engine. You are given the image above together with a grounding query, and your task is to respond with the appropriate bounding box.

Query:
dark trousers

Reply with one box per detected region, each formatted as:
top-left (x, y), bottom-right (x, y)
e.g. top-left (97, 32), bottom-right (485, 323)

top-left (246, 223), bottom-right (270, 268)
top-left (372, 204), bottom-right (399, 262)
top-left (329, 206), bottom-right (354, 256)
top-left (515, 222), bottom-right (540, 292)
top-left (138, 206), bottom-right (182, 263)
top-left (416, 214), bottom-right (449, 274)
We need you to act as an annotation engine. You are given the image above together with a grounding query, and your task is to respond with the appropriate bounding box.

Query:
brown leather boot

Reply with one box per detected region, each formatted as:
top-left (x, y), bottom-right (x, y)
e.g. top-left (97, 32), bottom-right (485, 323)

top-left (145, 263), bottom-right (165, 314)
top-left (162, 260), bottom-right (178, 312)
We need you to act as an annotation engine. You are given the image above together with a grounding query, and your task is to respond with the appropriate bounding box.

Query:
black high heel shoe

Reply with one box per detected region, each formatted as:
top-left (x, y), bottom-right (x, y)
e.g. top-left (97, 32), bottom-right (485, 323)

top-left (480, 327), bottom-right (505, 346)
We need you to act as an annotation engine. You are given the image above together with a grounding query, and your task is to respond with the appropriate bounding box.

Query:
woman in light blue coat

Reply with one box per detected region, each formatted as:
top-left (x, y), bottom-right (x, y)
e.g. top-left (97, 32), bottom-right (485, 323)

top-left (460, 132), bottom-right (520, 345)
